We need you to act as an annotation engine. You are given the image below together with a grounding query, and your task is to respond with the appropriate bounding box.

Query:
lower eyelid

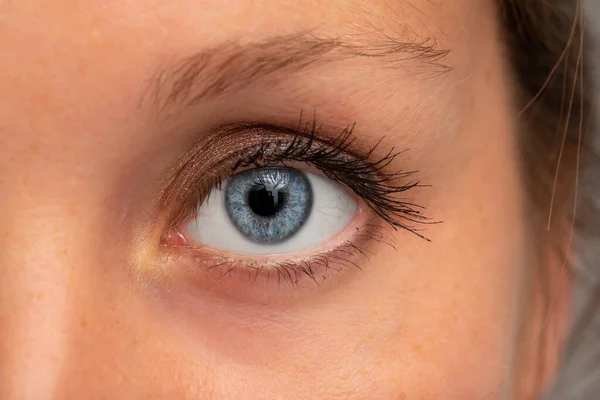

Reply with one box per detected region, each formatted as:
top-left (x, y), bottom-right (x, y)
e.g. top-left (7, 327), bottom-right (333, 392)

top-left (159, 207), bottom-right (382, 293)
top-left (154, 129), bottom-right (425, 294)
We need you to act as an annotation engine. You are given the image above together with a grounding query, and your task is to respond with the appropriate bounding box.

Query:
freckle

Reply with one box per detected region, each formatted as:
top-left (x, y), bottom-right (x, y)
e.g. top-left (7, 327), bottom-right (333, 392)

top-left (28, 143), bottom-right (39, 154)
top-left (80, 318), bottom-right (88, 329)
top-left (411, 342), bottom-right (424, 356)
top-left (399, 24), bottom-right (412, 39)
top-left (485, 68), bottom-right (493, 83)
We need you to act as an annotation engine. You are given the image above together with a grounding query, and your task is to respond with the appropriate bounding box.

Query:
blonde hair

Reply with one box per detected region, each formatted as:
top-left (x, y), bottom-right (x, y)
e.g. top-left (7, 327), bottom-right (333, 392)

top-left (500, 1), bottom-right (599, 397)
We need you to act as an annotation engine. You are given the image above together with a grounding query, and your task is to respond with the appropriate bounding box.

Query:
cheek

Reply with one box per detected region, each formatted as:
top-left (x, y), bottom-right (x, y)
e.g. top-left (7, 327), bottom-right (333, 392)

top-left (127, 184), bottom-right (526, 400)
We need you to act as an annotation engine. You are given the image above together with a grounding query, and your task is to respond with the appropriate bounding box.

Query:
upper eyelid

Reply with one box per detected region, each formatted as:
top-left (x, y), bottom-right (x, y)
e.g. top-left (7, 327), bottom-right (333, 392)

top-left (159, 119), bottom-right (432, 241)
top-left (158, 122), bottom-right (364, 221)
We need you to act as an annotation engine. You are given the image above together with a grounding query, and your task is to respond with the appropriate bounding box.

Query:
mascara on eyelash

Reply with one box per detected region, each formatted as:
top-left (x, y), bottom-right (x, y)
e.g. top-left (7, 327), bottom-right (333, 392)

top-left (161, 113), bottom-right (435, 286)
top-left (224, 113), bottom-right (434, 240)
top-left (163, 111), bottom-right (434, 242)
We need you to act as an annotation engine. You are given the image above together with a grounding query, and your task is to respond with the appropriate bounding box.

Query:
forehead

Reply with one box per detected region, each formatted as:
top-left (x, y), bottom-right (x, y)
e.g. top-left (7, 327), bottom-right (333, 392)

top-left (0, 0), bottom-right (470, 51)
top-left (0, 0), bottom-right (490, 157)
top-left (0, 0), bottom-right (478, 102)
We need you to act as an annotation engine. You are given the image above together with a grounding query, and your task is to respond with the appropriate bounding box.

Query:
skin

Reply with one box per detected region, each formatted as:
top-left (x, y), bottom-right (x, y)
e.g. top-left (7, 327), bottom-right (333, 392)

top-left (0, 0), bottom-right (569, 398)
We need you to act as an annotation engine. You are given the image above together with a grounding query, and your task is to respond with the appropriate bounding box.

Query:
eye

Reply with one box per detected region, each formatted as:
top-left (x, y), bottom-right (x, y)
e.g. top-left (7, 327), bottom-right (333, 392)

top-left (181, 167), bottom-right (358, 255)
top-left (158, 118), bottom-right (431, 289)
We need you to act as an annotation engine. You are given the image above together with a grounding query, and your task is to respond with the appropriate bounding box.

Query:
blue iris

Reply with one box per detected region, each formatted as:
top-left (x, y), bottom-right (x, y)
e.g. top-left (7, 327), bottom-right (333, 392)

top-left (224, 167), bottom-right (313, 244)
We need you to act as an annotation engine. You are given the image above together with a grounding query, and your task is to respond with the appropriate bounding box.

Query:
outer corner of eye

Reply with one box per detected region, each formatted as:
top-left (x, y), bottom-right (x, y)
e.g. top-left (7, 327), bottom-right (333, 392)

top-left (172, 166), bottom-right (359, 256)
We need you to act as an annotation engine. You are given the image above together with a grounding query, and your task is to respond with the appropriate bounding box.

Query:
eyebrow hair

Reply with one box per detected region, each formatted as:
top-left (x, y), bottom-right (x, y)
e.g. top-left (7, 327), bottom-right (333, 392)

top-left (144, 32), bottom-right (450, 114)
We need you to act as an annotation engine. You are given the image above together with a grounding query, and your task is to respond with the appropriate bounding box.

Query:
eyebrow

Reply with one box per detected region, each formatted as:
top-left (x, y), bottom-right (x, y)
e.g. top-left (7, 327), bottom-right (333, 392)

top-left (144, 32), bottom-right (450, 114)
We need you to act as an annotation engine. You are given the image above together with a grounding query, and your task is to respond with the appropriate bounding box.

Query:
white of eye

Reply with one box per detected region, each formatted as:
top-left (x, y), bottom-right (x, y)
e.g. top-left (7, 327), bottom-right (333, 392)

top-left (184, 171), bottom-right (358, 255)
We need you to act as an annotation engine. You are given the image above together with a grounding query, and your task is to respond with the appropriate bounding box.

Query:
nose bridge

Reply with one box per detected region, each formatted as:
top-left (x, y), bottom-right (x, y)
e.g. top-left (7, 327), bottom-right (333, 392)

top-left (0, 203), bottom-right (85, 399)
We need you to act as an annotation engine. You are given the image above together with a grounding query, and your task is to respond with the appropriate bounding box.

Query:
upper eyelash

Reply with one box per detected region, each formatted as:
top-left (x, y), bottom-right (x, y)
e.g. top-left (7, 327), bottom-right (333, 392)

top-left (164, 112), bottom-right (433, 241)
top-left (226, 112), bottom-right (433, 240)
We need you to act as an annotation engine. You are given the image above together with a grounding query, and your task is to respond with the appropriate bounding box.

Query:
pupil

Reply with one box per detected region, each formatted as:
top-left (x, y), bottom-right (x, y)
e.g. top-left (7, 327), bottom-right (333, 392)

top-left (248, 185), bottom-right (288, 217)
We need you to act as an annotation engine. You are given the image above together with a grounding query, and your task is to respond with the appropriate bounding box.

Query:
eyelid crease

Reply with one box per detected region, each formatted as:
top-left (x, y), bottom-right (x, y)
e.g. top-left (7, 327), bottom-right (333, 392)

top-left (158, 113), bottom-right (356, 214)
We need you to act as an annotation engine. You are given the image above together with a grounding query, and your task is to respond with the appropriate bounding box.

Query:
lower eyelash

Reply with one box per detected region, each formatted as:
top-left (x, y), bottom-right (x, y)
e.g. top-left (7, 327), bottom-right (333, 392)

top-left (157, 113), bottom-right (435, 289)
top-left (167, 220), bottom-right (390, 287)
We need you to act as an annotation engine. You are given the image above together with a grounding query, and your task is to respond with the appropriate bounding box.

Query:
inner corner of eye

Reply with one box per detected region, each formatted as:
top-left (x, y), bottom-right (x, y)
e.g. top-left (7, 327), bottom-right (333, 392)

top-left (175, 165), bottom-right (360, 256)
